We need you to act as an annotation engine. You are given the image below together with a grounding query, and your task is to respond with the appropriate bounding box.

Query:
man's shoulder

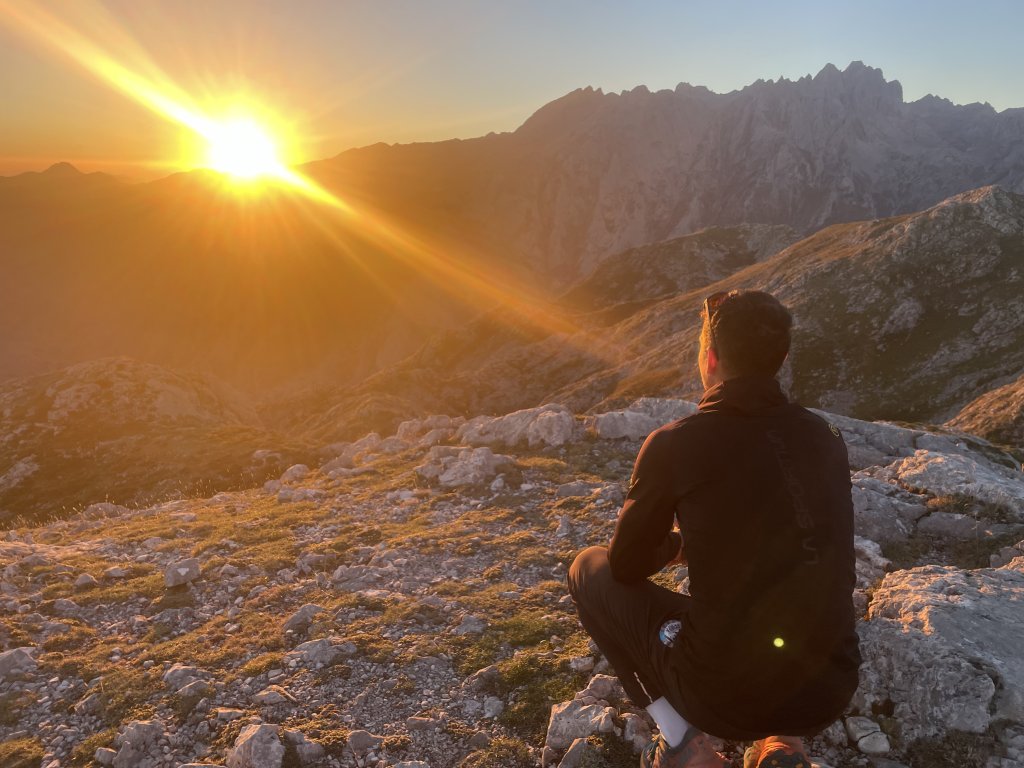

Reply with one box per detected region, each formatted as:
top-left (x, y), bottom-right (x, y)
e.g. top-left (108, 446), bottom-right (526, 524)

top-left (647, 410), bottom-right (719, 446)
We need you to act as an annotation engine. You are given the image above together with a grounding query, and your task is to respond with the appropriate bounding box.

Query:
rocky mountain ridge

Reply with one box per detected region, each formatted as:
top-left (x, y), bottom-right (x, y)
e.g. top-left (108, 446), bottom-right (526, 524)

top-left (306, 61), bottom-right (1024, 280)
top-left (2, 397), bottom-right (1023, 768)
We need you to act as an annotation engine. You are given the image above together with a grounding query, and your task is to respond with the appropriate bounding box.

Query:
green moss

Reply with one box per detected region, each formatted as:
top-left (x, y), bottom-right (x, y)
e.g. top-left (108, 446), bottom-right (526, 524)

top-left (0, 689), bottom-right (37, 726)
top-left (69, 728), bottom-right (118, 767)
top-left (905, 729), bottom-right (996, 768)
top-left (458, 736), bottom-right (535, 768)
top-left (237, 652), bottom-right (285, 678)
top-left (0, 738), bottom-right (45, 768)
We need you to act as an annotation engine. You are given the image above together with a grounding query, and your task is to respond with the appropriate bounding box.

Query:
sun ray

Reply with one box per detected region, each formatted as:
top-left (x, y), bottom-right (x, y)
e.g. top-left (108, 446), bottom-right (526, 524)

top-left (0, 0), bottom-right (626, 367)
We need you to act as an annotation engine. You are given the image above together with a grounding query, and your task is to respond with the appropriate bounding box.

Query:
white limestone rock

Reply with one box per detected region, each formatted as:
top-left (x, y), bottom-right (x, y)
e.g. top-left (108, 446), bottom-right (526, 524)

top-left (164, 558), bottom-right (201, 588)
top-left (589, 410), bottom-right (661, 441)
top-left (557, 738), bottom-right (601, 768)
top-left (574, 674), bottom-right (626, 703)
top-left (416, 446), bottom-right (515, 488)
top-left (457, 404), bottom-right (578, 448)
top-left (285, 638), bottom-right (356, 667)
top-left (622, 712), bottom-right (652, 753)
top-left (850, 475), bottom-right (929, 543)
top-left (855, 557), bottom-right (1024, 742)
top-left (877, 449), bottom-right (1024, 514)
top-left (282, 603), bottom-right (323, 635)
top-left (162, 663), bottom-right (206, 691)
top-left (545, 699), bottom-right (616, 750)
top-left (0, 647), bottom-right (37, 681)
top-left (227, 723), bottom-right (284, 768)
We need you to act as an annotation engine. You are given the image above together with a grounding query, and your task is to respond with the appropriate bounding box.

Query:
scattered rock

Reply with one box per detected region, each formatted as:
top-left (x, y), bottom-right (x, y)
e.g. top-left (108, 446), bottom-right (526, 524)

top-left (164, 558), bottom-right (201, 588)
top-left (282, 603), bottom-right (324, 635)
top-left (227, 723), bottom-right (284, 768)
top-left (74, 572), bottom-right (99, 589)
top-left (0, 647), bottom-right (37, 681)
top-left (557, 737), bottom-right (601, 768)
top-left (346, 730), bottom-right (383, 754)
top-left (545, 699), bottom-right (616, 750)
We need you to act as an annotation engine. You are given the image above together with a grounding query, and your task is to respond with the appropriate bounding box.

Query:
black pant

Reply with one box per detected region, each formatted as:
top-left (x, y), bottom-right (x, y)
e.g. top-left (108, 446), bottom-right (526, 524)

top-left (567, 546), bottom-right (691, 710)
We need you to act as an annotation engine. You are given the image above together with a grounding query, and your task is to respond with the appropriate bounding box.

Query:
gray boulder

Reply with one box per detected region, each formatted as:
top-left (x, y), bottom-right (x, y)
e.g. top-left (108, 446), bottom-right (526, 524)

top-left (164, 558), bottom-right (201, 588)
top-left (850, 475), bottom-right (928, 543)
top-left (855, 556), bottom-right (1024, 742)
top-left (876, 449), bottom-right (1024, 513)
top-left (162, 663), bottom-right (206, 691)
top-left (456, 404), bottom-right (578, 448)
top-left (0, 647), bottom-right (37, 681)
top-left (282, 603), bottom-right (324, 635)
top-left (545, 699), bottom-right (616, 750)
top-left (227, 723), bottom-right (284, 768)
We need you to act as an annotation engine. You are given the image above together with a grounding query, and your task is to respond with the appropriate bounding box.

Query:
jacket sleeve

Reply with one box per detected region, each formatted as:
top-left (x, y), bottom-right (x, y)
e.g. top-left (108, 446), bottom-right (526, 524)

top-left (608, 429), bottom-right (682, 582)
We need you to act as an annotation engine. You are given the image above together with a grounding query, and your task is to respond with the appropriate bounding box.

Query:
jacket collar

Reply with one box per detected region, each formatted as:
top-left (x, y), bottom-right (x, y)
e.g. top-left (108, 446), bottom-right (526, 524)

top-left (698, 375), bottom-right (788, 415)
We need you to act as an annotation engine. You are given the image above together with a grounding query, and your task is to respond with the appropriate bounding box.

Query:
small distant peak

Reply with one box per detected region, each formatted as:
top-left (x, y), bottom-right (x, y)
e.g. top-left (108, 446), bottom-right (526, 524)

top-left (814, 63), bottom-right (841, 80)
top-left (627, 84), bottom-right (650, 96)
top-left (43, 161), bottom-right (82, 176)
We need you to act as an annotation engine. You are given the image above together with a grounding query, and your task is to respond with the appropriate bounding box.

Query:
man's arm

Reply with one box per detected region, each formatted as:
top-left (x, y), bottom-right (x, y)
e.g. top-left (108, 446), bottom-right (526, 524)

top-left (607, 429), bottom-right (682, 582)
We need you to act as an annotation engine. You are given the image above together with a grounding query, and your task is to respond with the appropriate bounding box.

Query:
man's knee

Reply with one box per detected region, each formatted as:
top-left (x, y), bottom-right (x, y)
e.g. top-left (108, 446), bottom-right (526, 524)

top-left (568, 546), bottom-right (612, 605)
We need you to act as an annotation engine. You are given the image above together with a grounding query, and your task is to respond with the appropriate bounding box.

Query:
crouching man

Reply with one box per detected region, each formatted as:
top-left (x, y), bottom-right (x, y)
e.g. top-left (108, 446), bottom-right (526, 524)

top-left (568, 290), bottom-right (860, 768)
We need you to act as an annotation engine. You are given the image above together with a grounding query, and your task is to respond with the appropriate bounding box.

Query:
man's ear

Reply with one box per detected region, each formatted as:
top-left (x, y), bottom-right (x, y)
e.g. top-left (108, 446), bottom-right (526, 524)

top-left (706, 346), bottom-right (720, 375)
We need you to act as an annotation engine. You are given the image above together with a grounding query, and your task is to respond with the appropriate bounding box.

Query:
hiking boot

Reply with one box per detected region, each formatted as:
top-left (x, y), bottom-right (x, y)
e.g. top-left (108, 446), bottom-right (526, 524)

top-left (640, 728), bottom-right (726, 768)
top-left (743, 737), bottom-right (813, 768)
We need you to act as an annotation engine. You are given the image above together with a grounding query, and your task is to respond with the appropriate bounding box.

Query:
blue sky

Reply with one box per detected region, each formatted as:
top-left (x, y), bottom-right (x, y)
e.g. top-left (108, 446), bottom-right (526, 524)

top-left (0, 0), bottom-right (1021, 175)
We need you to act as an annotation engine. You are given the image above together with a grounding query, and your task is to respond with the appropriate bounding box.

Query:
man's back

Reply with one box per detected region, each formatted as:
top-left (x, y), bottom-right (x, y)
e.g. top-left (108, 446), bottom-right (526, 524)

top-left (609, 375), bottom-right (861, 739)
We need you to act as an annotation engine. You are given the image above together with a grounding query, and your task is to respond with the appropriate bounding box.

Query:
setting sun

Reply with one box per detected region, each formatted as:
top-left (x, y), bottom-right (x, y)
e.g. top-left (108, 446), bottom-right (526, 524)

top-left (204, 117), bottom-right (286, 179)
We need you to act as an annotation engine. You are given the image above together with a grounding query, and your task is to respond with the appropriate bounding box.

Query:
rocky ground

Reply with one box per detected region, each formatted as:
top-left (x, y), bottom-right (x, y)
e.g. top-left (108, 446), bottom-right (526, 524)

top-left (2, 399), bottom-right (1024, 768)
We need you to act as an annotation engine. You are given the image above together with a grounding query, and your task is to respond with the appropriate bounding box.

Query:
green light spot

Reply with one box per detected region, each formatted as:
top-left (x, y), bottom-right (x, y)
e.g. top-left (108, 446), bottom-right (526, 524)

top-left (773, 637), bottom-right (785, 649)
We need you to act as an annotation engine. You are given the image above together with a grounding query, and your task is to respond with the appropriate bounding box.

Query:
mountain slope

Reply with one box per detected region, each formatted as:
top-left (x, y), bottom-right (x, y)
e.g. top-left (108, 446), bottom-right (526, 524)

top-left (947, 372), bottom-right (1024, 453)
top-left (285, 185), bottom-right (1024, 442)
top-left (0, 358), bottom-right (314, 525)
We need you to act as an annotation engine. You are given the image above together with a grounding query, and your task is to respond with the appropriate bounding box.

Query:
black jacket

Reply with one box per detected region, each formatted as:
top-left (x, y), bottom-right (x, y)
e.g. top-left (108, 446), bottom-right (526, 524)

top-left (608, 375), bottom-right (861, 739)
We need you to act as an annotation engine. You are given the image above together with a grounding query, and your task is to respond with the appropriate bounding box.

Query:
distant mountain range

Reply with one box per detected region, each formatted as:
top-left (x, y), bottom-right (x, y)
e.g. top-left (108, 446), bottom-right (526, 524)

top-left (3, 61), bottom-right (1024, 403)
top-left (304, 61), bottom-right (1024, 280)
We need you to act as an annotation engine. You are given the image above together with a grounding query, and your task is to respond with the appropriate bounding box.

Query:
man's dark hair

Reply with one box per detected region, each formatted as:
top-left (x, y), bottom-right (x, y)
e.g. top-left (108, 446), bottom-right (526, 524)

top-left (702, 290), bottom-right (792, 377)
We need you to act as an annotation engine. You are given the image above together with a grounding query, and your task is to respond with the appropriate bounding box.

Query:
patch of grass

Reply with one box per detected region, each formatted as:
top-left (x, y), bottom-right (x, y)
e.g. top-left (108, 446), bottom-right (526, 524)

top-left (237, 652), bottom-right (285, 678)
top-left (883, 530), bottom-right (1024, 570)
top-left (0, 689), bottom-right (38, 726)
top-left (0, 737), bottom-right (44, 768)
top-left (495, 651), bottom-right (587, 743)
top-left (458, 736), bottom-right (535, 768)
top-left (283, 704), bottom-right (348, 756)
top-left (69, 728), bottom-right (118, 767)
top-left (41, 624), bottom-right (97, 653)
top-left (582, 733), bottom-right (640, 767)
top-left (97, 668), bottom-right (160, 726)
top-left (904, 729), bottom-right (996, 768)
